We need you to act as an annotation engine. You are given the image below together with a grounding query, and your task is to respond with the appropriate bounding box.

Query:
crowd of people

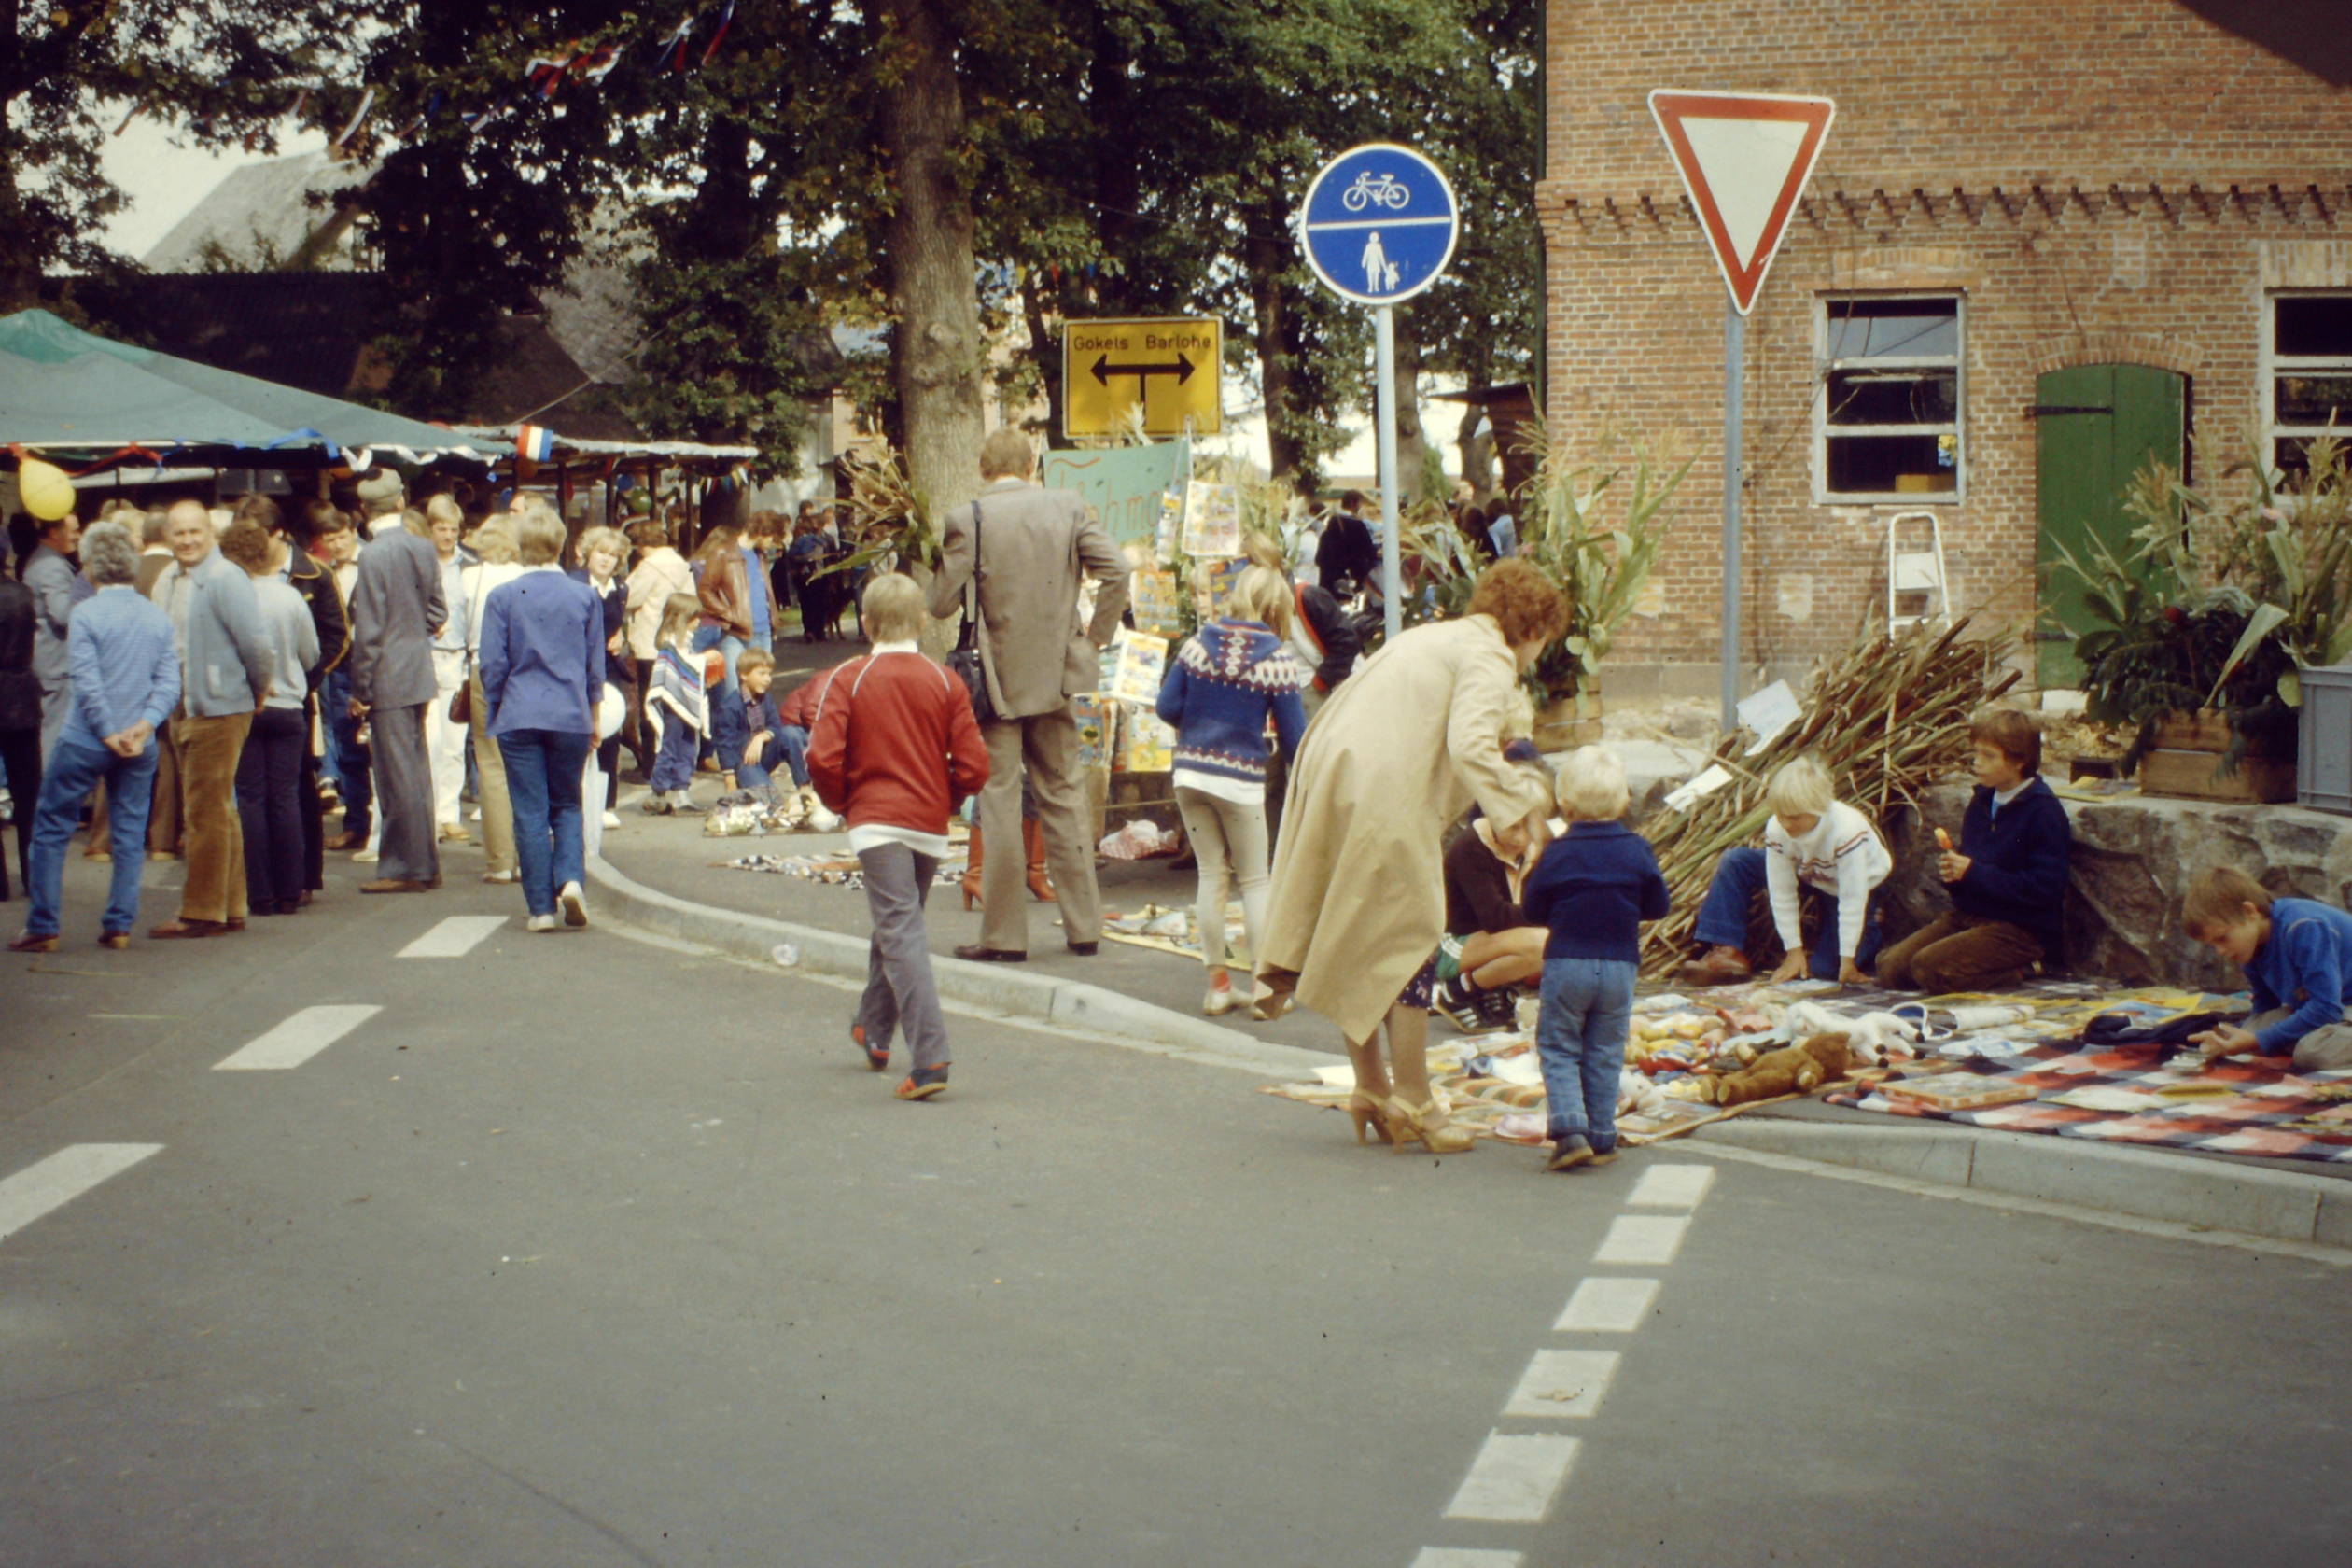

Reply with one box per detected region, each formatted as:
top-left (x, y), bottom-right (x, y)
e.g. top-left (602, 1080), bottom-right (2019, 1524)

top-left (14, 440), bottom-right (2333, 1155)
top-left (0, 473), bottom-right (875, 950)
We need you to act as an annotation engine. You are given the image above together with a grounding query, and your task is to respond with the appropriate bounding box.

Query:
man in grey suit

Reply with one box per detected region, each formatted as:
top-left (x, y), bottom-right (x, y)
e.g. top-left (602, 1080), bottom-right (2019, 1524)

top-left (347, 499), bottom-right (446, 893)
top-left (149, 500), bottom-right (273, 938)
top-left (23, 511), bottom-right (83, 759)
top-left (926, 428), bottom-right (1127, 961)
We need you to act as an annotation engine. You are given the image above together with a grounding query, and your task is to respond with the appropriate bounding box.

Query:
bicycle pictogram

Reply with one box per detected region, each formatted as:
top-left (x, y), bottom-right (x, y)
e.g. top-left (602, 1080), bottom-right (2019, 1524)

top-left (1340, 171), bottom-right (1411, 212)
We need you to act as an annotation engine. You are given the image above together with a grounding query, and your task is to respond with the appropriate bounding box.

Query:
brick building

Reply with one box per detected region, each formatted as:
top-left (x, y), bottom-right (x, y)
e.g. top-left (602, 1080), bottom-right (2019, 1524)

top-left (1537, 0), bottom-right (2352, 695)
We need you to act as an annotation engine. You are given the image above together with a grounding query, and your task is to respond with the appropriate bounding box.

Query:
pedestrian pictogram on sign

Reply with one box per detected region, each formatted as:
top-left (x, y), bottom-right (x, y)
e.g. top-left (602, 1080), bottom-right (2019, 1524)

top-left (1061, 317), bottom-right (1223, 439)
top-left (1297, 143), bottom-right (1460, 307)
top-left (1647, 91), bottom-right (1835, 315)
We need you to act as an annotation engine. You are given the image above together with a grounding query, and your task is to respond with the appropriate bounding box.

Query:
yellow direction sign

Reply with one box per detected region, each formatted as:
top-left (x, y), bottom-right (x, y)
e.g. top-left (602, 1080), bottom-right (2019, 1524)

top-left (1061, 317), bottom-right (1222, 438)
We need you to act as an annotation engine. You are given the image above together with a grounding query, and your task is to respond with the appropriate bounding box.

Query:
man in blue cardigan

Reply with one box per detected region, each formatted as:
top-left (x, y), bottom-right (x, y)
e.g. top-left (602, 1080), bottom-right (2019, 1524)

top-left (147, 501), bottom-right (273, 938)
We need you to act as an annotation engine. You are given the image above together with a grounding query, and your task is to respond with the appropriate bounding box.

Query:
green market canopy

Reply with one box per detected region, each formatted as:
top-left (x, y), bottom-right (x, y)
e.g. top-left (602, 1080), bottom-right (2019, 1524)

top-left (0, 308), bottom-right (500, 473)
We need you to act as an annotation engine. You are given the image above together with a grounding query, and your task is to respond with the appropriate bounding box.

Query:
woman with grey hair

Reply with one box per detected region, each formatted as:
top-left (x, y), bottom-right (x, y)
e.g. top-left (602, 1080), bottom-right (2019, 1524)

top-left (7, 520), bottom-right (179, 951)
top-left (478, 509), bottom-right (604, 932)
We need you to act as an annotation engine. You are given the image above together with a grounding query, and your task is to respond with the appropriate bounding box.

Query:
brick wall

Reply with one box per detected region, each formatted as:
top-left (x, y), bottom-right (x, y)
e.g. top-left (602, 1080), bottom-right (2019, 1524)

top-left (1540, 0), bottom-right (2352, 686)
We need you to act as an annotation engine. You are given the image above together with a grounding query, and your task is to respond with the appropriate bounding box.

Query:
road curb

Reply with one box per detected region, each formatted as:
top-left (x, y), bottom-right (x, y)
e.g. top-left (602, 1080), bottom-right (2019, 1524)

top-left (1694, 1115), bottom-right (2352, 1247)
top-left (583, 852), bottom-right (1331, 1080)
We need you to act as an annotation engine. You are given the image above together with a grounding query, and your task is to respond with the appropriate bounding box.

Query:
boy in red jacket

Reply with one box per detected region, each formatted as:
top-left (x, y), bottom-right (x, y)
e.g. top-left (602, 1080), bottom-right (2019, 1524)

top-left (808, 574), bottom-right (989, 1099)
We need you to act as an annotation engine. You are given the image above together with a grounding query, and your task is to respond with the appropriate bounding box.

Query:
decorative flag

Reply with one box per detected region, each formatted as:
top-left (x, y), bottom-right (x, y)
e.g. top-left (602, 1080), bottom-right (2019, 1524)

top-left (517, 425), bottom-right (557, 463)
top-left (332, 87), bottom-right (375, 148)
top-left (658, 13), bottom-right (696, 72)
top-left (525, 55), bottom-right (568, 97)
top-left (699, 0), bottom-right (735, 64)
top-left (578, 44), bottom-right (623, 82)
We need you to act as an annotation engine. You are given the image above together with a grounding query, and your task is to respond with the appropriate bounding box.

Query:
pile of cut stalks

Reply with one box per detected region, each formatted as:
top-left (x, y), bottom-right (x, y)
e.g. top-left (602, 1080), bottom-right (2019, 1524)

top-left (1637, 615), bottom-right (2023, 979)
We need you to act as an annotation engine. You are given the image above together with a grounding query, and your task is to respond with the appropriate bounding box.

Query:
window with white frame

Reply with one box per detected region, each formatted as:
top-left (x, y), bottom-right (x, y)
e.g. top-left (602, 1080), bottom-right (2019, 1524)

top-left (1818, 296), bottom-right (1963, 501)
top-left (2271, 293), bottom-right (2352, 476)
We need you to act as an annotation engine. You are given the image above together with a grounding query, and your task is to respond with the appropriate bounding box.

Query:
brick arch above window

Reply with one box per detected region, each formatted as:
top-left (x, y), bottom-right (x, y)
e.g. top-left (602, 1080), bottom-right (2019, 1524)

top-left (2027, 332), bottom-right (2202, 380)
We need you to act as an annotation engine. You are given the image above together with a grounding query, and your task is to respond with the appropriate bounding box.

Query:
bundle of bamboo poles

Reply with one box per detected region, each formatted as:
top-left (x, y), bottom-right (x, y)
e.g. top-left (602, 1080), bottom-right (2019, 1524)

top-left (1637, 615), bottom-right (2023, 978)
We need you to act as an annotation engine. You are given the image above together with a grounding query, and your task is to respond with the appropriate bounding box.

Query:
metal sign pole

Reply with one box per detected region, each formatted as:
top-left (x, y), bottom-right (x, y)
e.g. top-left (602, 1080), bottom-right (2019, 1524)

top-left (1374, 301), bottom-right (1403, 643)
top-left (1720, 299), bottom-right (1745, 734)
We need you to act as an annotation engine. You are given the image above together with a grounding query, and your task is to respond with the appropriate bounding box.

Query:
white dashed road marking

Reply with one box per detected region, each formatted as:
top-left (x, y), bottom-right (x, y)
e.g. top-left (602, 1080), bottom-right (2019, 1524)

top-left (1627, 1162), bottom-right (1715, 1210)
top-left (214, 1004), bottom-right (383, 1071)
top-left (1501, 1349), bottom-right (1620, 1420)
top-left (1593, 1212), bottom-right (1689, 1266)
top-left (397, 916), bottom-right (508, 959)
top-left (0, 1143), bottom-right (162, 1244)
top-left (1555, 1275), bottom-right (1661, 1333)
top-left (1410, 1550), bottom-right (1524, 1568)
top-left (1443, 1433), bottom-right (1580, 1522)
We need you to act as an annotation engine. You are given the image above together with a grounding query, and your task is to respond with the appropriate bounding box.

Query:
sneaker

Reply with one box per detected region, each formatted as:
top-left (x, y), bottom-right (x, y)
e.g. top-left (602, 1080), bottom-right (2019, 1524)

top-left (895, 1067), bottom-right (950, 1100)
top-left (1432, 974), bottom-right (1485, 1032)
top-left (526, 913), bottom-right (557, 933)
top-left (853, 1023), bottom-right (889, 1072)
top-left (638, 796), bottom-right (673, 816)
top-left (1203, 974), bottom-right (1239, 1016)
top-left (601, 810), bottom-right (621, 830)
top-left (1546, 1135), bottom-right (1595, 1172)
top-left (483, 869), bottom-right (519, 884)
top-left (558, 881), bottom-right (588, 928)
top-left (1472, 985), bottom-right (1520, 1031)
top-left (1588, 1146), bottom-right (1619, 1168)
top-left (352, 847), bottom-right (380, 863)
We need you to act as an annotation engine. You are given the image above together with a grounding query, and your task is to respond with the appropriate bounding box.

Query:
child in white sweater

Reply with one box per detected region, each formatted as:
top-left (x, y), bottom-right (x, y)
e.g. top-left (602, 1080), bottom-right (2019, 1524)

top-left (1682, 755), bottom-right (1892, 987)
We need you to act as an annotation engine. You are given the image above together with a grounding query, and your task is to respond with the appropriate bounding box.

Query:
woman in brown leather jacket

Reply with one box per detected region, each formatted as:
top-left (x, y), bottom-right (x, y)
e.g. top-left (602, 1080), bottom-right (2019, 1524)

top-left (689, 524), bottom-right (753, 733)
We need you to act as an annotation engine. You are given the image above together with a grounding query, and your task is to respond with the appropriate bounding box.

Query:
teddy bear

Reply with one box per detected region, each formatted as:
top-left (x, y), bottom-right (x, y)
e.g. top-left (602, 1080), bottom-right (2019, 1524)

top-left (1702, 1032), bottom-right (1852, 1107)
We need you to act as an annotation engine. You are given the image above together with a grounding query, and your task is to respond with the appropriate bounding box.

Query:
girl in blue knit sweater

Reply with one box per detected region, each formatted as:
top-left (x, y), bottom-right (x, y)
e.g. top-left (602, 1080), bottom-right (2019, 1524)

top-left (1155, 563), bottom-right (1311, 1015)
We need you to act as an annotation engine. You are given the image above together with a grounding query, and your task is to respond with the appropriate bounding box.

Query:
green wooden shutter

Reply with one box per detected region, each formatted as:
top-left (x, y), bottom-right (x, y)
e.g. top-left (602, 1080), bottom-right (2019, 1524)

top-left (2036, 364), bottom-right (2185, 687)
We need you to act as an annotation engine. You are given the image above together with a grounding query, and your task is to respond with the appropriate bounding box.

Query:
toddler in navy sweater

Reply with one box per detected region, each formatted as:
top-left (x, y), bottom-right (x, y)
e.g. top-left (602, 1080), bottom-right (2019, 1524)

top-left (1520, 746), bottom-right (1671, 1172)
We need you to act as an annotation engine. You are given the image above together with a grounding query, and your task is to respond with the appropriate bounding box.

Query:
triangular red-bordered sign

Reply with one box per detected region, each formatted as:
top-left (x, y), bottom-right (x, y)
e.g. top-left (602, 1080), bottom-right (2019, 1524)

top-left (1648, 90), bottom-right (1835, 315)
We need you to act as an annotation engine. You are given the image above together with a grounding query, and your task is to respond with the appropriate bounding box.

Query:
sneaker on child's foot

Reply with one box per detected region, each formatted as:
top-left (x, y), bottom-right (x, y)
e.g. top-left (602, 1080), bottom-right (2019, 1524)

top-left (895, 1066), bottom-right (950, 1101)
top-left (1546, 1135), bottom-right (1595, 1172)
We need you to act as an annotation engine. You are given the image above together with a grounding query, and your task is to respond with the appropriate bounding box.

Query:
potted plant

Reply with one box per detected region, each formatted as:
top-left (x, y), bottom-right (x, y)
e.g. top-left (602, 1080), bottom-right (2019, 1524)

top-left (2051, 435), bottom-right (2352, 799)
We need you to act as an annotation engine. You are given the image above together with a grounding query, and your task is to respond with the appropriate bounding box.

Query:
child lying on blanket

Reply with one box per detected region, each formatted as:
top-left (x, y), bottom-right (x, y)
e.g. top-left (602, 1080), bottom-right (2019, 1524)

top-left (2183, 866), bottom-right (2352, 1072)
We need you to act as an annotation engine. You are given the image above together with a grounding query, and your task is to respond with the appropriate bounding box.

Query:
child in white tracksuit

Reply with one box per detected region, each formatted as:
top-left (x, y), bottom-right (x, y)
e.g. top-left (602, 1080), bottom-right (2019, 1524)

top-left (643, 593), bottom-right (707, 813)
top-left (1685, 755), bottom-right (1893, 987)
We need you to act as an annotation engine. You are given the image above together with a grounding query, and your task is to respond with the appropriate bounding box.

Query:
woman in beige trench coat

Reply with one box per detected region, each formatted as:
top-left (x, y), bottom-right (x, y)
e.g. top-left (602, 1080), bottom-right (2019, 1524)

top-left (1255, 560), bottom-right (1567, 1153)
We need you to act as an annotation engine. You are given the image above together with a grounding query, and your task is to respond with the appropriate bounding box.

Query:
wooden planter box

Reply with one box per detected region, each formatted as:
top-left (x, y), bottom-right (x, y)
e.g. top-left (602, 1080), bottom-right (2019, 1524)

top-left (1534, 691), bottom-right (1603, 751)
top-left (2139, 708), bottom-right (2297, 804)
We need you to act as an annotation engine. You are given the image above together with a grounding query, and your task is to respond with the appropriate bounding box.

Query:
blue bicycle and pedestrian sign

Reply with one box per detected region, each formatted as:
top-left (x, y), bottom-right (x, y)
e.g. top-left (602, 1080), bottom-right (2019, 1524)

top-left (1298, 143), bottom-right (1461, 306)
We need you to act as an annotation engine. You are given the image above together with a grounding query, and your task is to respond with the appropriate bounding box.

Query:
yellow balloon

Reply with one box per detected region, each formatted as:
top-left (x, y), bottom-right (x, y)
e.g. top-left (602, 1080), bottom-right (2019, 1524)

top-left (17, 457), bottom-right (75, 522)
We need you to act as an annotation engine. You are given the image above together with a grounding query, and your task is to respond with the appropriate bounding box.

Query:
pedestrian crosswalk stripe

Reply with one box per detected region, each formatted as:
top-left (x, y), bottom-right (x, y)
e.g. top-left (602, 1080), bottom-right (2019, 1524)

top-left (1411, 1549), bottom-right (1524, 1567)
top-left (1627, 1163), bottom-right (1715, 1211)
top-left (397, 916), bottom-right (508, 959)
top-left (1593, 1213), bottom-right (1689, 1266)
top-left (1554, 1276), bottom-right (1661, 1333)
top-left (0, 1143), bottom-right (162, 1244)
top-left (214, 1004), bottom-right (383, 1071)
top-left (1502, 1349), bottom-right (1620, 1420)
top-left (1443, 1432), bottom-right (1579, 1522)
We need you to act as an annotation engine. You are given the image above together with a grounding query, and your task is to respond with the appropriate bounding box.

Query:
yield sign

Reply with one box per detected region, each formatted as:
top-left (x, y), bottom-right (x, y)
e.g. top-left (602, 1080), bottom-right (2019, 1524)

top-left (1648, 90), bottom-right (1835, 315)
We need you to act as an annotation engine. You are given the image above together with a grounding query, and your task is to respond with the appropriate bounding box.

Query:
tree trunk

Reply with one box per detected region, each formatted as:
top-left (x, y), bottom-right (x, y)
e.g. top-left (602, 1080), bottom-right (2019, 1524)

top-left (1245, 198), bottom-right (1306, 482)
top-left (1458, 400), bottom-right (1496, 499)
top-left (877, 0), bottom-right (985, 525)
top-left (1393, 307), bottom-right (1430, 504)
top-left (1021, 270), bottom-right (1066, 446)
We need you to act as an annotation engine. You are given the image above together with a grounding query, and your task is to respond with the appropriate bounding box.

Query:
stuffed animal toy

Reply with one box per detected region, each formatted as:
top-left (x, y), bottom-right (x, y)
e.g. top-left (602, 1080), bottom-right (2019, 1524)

top-left (1703, 1032), bottom-right (1852, 1106)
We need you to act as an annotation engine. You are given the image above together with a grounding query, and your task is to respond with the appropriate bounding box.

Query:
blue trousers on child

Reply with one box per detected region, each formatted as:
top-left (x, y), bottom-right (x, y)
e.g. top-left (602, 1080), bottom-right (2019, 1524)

top-left (1537, 956), bottom-right (1637, 1153)
top-left (649, 711), bottom-right (701, 795)
top-left (1691, 846), bottom-right (1883, 980)
top-left (738, 725), bottom-right (810, 791)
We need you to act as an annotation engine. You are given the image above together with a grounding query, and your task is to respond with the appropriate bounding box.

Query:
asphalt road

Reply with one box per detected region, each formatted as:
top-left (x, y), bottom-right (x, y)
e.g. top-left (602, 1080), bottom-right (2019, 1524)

top-left (5, 855), bottom-right (2349, 1567)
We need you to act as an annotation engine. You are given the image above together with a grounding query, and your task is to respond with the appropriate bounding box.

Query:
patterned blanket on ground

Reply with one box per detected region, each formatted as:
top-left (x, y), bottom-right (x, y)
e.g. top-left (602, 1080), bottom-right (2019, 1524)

top-left (1830, 1045), bottom-right (2352, 1163)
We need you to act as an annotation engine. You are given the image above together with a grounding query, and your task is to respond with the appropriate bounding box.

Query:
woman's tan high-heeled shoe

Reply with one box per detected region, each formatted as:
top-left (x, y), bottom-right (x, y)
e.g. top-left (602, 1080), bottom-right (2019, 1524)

top-left (1347, 1091), bottom-right (1395, 1146)
top-left (1387, 1096), bottom-right (1474, 1155)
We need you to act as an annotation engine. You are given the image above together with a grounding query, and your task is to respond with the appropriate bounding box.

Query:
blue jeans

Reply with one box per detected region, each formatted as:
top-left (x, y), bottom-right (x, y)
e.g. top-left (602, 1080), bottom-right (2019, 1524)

top-left (689, 627), bottom-right (745, 763)
top-left (497, 729), bottom-right (592, 917)
top-left (649, 707), bottom-right (700, 794)
top-left (26, 734), bottom-right (157, 937)
top-left (738, 724), bottom-right (809, 791)
top-left (326, 665), bottom-right (371, 836)
top-left (1536, 956), bottom-right (1637, 1152)
top-left (1691, 846), bottom-right (1883, 980)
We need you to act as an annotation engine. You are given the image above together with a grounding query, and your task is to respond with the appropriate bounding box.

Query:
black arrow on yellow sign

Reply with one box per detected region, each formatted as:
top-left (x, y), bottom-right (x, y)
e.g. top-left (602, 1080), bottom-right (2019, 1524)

top-left (1090, 351), bottom-right (1197, 387)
